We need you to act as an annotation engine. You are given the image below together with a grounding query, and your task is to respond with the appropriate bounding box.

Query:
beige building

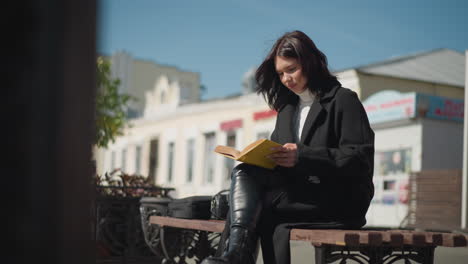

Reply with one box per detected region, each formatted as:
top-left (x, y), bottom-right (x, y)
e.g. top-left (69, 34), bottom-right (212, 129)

top-left (337, 48), bottom-right (465, 100)
top-left (95, 48), bottom-right (465, 217)
top-left (106, 51), bottom-right (201, 117)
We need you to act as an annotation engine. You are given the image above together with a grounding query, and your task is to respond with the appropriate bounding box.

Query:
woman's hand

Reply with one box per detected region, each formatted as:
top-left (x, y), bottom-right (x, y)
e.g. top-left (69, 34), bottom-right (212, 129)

top-left (268, 143), bottom-right (298, 167)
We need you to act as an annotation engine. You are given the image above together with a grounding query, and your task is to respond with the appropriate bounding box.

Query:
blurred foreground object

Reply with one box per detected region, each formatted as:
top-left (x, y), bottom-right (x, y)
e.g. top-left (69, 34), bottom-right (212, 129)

top-left (94, 171), bottom-right (174, 263)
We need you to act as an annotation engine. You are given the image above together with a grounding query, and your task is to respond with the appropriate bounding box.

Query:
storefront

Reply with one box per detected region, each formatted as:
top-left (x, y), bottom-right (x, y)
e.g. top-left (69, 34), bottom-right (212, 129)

top-left (364, 90), bottom-right (464, 227)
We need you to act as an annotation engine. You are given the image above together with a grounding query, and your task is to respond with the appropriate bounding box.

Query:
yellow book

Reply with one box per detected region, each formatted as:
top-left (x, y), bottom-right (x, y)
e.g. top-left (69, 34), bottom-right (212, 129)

top-left (214, 138), bottom-right (282, 169)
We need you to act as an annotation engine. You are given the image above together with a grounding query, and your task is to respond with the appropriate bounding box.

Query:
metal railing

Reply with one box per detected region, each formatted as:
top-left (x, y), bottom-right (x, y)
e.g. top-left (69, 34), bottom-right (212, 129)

top-left (94, 185), bottom-right (174, 264)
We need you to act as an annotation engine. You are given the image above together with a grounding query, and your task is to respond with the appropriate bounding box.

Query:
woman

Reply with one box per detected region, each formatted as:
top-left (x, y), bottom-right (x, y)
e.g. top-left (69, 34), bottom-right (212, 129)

top-left (202, 30), bottom-right (375, 264)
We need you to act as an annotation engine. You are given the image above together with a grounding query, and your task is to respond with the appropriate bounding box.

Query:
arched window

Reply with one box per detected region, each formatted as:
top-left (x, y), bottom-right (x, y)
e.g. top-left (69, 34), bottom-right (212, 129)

top-left (160, 90), bottom-right (166, 104)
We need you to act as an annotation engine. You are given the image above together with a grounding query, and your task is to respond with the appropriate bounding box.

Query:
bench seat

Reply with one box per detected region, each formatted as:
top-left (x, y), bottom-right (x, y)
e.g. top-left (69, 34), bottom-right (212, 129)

top-left (150, 216), bottom-right (468, 264)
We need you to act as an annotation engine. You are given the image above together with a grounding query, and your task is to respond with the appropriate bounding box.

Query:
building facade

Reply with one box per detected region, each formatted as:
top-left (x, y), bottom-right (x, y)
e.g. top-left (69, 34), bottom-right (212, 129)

top-left (96, 49), bottom-right (465, 227)
top-left (107, 51), bottom-right (201, 118)
top-left (363, 90), bottom-right (464, 227)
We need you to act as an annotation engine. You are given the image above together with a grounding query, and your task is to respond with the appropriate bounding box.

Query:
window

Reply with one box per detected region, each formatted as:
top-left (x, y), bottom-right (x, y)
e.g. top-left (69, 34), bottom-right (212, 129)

top-left (180, 83), bottom-right (191, 103)
top-left (135, 145), bottom-right (142, 175)
top-left (257, 131), bottom-right (270, 140)
top-left (375, 148), bottom-right (412, 176)
top-left (225, 132), bottom-right (236, 179)
top-left (160, 90), bottom-right (166, 104)
top-left (186, 139), bottom-right (195, 182)
top-left (110, 151), bottom-right (116, 171)
top-left (167, 142), bottom-right (175, 182)
top-left (121, 148), bottom-right (127, 172)
top-left (148, 139), bottom-right (159, 182)
top-left (203, 132), bottom-right (216, 183)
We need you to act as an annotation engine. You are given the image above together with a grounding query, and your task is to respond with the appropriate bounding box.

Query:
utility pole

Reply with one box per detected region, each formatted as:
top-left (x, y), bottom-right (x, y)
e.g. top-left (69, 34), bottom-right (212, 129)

top-left (462, 50), bottom-right (468, 230)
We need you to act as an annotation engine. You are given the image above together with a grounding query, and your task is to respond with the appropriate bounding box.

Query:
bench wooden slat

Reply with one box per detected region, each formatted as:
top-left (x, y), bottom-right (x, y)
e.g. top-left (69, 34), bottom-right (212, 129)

top-left (291, 229), bottom-right (358, 246)
top-left (389, 233), bottom-right (404, 247)
top-left (443, 233), bottom-right (467, 247)
top-left (368, 232), bottom-right (383, 245)
top-left (385, 230), bottom-right (466, 247)
top-left (344, 233), bottom-right (359, 246)
top-left (150, 216), bottom-right (225, 233)
top-left (412, 233), bottom-right (426, 246)
top-left (150, 216), bottom-right (468, 248)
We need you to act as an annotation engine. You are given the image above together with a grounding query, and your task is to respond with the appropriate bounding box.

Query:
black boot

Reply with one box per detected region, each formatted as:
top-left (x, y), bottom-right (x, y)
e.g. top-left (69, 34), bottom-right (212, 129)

top-left (201, 164), bottom-right (264, 264)
top-left (201, 226), bottom-right (258, 264)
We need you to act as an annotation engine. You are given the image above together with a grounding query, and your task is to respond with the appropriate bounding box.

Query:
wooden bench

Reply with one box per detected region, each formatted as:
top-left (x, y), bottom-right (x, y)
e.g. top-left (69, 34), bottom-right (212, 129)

top-left (150, 216), bottom-right (468, 264)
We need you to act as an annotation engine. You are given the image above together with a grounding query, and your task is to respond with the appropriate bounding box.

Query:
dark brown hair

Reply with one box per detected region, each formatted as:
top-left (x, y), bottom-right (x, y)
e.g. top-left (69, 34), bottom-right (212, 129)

top-left (255, 30), bottom-right (337, 111)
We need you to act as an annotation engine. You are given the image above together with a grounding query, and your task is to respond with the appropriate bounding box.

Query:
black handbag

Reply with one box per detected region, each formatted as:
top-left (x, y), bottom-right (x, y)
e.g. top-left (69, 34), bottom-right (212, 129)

top-left (167, 195), bottom-right (212, 219)
top-left (210, 189), bottom-right (230, 220)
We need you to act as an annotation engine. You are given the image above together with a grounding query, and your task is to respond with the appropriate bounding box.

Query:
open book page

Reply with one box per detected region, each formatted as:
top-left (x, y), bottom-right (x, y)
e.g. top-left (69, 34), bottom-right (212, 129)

top-left (214, 145), bottom-right (241, 160)
top-left (214, 139), bottom-right (282, 169)
top-left (238, 139), bottom-right (282, 169)
top-left (239, 139), bottom-right (266, 156)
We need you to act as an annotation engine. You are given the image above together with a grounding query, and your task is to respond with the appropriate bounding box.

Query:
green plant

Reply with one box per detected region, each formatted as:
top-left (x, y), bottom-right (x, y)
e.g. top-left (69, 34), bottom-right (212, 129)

top-left (95, 57), bottom-right (134, 148)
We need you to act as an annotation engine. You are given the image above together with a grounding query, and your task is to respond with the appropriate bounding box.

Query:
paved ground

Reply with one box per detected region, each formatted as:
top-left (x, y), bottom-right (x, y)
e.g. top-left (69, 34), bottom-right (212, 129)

top-left (255, 240), bottom-right (468, 264)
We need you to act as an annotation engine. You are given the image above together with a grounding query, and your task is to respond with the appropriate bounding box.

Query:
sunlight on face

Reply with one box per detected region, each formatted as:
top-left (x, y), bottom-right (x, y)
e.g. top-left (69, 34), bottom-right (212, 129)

top-left (274, 56), bottom-right (308, 94)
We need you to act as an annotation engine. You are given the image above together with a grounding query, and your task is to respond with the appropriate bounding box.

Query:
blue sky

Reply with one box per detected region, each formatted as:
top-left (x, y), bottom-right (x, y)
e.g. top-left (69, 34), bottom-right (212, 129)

top-left (98, 0), bottom-right (468, 100)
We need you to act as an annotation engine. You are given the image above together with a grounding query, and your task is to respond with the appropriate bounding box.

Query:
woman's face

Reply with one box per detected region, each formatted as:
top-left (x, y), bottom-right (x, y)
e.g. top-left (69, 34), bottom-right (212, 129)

top-left (275, 56), bottom-right (308, 94)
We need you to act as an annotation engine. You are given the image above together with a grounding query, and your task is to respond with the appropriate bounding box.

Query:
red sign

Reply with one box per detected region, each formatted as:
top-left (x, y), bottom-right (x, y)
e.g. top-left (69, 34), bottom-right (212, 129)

top-left (364, 97), bottom-right (415, 112)
top-left (220, 119), bottom-right (243, 131)
top-left (253, 109), bottom-right (277, 121)
top-left (434, 100), bottom-right (464, 119)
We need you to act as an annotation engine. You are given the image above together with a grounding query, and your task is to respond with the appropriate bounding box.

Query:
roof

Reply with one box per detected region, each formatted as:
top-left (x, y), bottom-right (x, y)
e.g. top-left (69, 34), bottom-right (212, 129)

top-left (352, 49), bottom-right (465, 87)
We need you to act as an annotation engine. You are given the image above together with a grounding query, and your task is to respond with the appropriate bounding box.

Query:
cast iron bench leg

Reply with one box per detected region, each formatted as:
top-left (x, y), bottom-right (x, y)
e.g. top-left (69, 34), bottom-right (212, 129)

top-left (314, 246), bottom-right (326, 264)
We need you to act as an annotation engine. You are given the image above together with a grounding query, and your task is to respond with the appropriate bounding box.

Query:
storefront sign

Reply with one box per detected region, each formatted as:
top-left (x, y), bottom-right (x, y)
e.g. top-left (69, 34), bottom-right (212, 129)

top-left (363, 90), bottom-right (464, 124)
top-left (363, 91), bottom-right (416, 124)
top-left (220, 119), bottom-right (243, 131)
top-left (416, 94), bottom-right (464, 122)
top-left (253, 109), bottom-right (277, 121)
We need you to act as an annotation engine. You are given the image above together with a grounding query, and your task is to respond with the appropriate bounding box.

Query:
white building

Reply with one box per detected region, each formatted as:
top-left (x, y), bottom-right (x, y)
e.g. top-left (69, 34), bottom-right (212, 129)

top-left (363, 90), bottom-right (464, 227)
top-left (96, 49), bottom-right (465, 227)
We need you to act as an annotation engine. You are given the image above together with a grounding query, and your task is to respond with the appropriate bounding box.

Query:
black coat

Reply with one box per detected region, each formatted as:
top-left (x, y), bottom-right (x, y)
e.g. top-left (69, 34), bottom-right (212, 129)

top-left (270, 80), bottom-right (375, 225)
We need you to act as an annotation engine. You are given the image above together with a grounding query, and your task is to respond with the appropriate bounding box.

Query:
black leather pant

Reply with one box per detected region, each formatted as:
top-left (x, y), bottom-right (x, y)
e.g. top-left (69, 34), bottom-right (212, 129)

top-left (228, 163), bottom-right (293, 264)
top-left (229, 163), bottom-right (314, 229)
top-left (229, 163), bottom-right (347, 264)
top-left (229, 163), bottom-right (271, 231)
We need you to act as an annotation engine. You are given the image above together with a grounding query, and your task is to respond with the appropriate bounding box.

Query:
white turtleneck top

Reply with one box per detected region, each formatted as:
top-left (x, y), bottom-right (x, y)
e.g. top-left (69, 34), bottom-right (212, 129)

top-left (294, 89), bottom-right (315, 141)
